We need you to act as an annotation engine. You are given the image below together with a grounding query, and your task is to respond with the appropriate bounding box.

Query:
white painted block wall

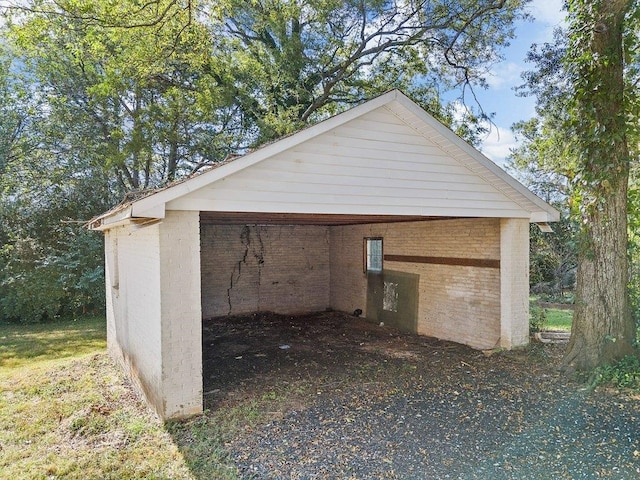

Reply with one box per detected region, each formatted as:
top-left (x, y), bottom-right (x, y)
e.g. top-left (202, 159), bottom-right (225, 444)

top-left (500, 218), bottom-right (530, 349)
top-left (159, 210), bottom-right (203, 418)
top-left (104, 211), bottom-right (203, 419)
top-left (104, 223), bottom-right (164, 409)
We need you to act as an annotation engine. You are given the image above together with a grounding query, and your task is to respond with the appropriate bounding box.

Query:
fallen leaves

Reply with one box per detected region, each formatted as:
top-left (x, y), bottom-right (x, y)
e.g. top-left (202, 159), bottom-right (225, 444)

top-left (199, 312), bottom-right (640, 479)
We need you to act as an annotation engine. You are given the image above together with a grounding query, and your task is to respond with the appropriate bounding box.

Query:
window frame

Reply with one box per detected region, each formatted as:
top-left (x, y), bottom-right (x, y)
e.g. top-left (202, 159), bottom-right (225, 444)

top-left (364, 237), bottom-right (383, 274)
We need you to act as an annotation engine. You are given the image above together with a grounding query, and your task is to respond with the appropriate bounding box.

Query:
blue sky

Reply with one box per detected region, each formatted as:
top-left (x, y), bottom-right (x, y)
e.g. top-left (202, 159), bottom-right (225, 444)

top-left (477, 0), bottom-right (567, 166)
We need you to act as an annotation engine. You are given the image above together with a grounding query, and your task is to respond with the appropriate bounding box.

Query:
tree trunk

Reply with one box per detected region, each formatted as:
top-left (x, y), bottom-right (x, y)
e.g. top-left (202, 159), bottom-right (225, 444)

top-left (561, 0), bottom-right (636, 372)
top-left (563, 184), bottom-right (635, 371)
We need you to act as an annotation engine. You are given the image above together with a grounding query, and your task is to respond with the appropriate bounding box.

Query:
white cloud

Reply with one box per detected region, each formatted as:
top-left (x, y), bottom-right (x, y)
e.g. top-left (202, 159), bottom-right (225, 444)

top-left (486, 62), bottom-right (524, 89)
top-left (526, 0), bottom-right (567, 42)
top-left (528, 0), bottom-right (567, 26)
top-left (479, 125), bottom-right (519, 167)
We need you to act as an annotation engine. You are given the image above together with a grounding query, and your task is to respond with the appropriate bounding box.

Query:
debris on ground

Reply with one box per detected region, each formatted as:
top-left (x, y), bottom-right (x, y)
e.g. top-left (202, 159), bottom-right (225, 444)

top-left (202, 312), bottom-right (640, 479)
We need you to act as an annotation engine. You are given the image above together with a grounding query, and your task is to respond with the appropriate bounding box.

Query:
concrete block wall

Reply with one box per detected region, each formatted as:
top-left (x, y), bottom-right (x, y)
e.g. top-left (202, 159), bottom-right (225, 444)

top-left (500, 218), bottom-right (530, 348)
top-left (330, 218), bottom-right (502, 349)
top-left (159, 210), bottom-right (203, 418)
top-left (104, 223), bottom-right (164, 410)
top-left (104, 233), bottom-right (117, 358)
top-left (201, 224), bottom-right (331, 317)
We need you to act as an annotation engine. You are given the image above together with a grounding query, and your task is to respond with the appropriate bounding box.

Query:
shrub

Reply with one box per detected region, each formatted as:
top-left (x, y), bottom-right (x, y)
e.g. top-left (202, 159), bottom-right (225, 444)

top-left (529, 301), bottom-right (547, 333)
top-left (591, 355), bottom-right (640, 390)
top-left (0, 228), bottom-right (104, 323)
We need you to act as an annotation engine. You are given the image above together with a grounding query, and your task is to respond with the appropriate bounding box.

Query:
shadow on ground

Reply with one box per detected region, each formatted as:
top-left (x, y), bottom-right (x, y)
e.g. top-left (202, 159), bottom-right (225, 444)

top-left (171, 312), bottom-right (640, 479)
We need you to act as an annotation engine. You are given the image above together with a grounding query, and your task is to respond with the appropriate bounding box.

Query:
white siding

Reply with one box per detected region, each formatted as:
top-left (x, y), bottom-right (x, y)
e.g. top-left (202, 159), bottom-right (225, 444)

top-left (165, 106), bottom-right (530, 219)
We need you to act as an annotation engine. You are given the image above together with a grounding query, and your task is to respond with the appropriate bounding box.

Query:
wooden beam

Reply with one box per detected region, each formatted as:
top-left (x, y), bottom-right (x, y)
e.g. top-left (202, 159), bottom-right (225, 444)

top-left (199, 211), bottom-right (450, 226)
top-left (384, 254), bottom-right (500, 269)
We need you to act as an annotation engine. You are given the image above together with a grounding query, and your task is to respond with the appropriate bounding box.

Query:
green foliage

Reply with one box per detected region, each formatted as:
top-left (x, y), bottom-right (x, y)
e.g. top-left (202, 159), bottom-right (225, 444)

top-left (627, 176), bottom-right (640, 325)
top-left (529, 301), bottom-right (547, 333)
top-left (0, 0), bottom-right (530, 323)
top-left (6, 0), bottom-right (239, 190)
top-left (515, 1), bottom-right (640, 369)
top-left (212, 0), bottom-right (529, 145)
top-left (528, 214), bottom-right (578, 300)
top-left (0, 113), bottom-right (110, 322)
top-left (0, 228), bottom-right (106, 323)
top-left (590, 355), bottom-right (640, 390)
top-left (561, 0), bottom-right (632, 214)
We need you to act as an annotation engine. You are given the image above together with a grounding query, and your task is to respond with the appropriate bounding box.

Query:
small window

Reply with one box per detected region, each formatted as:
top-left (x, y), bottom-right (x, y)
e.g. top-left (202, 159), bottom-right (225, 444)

top-left (108, 236), bottom-right (120, 290)
top-left (365, 238), bottom-right (383, 273)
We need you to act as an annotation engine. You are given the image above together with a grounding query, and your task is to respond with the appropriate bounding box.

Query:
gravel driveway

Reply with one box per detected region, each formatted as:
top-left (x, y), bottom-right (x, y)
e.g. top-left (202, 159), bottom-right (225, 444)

top-left (202, 312), bottom-right (640, 479)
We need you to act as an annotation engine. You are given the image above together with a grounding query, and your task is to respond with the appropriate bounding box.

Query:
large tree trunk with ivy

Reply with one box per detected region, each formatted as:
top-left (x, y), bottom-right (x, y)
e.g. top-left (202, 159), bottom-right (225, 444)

top-left (561, 0), bottom-right (637, 372)
top-left (566, 184), bottom-right (635, 370)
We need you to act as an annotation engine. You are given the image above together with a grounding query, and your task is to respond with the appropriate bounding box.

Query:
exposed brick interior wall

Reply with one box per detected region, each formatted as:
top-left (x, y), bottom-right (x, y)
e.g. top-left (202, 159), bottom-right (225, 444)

top-left (200, 218), bottom-right (521, 350)
top-left (201, 224), bottom-right (331, 317)
top-left (330, 218), bottom-right (502, 349)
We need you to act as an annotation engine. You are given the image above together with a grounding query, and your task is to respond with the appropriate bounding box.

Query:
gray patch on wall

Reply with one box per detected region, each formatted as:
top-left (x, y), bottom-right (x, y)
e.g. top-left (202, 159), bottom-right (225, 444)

top-left (366, 269), bottom-right (419, 333)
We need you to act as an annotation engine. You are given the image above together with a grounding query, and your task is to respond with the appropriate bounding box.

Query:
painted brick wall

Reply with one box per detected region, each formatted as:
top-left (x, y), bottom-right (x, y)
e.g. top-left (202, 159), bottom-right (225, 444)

top-left (500, 218), bottom-right (530, 348)
top-left (104, 223), bottom-right (164, 410)
top-left (104, 233), bottom-right (117, 359)
top-left (330, 218), bottom-right (502, 349)
top-left (159, 210), bottom-right (203, 418)
top-left (201, 224), bottom-right (331, 317)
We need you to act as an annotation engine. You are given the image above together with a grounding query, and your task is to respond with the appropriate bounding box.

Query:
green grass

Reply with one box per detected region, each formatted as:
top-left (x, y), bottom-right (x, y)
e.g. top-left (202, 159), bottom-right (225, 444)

top-left (544, 308), bottom-right (573, 332)
top-left (0, 317), bottom-right (237, 479)
top-left (530, 296), bottom-right (573, 333)
top-left (0, 316), bottom-right (106, 371)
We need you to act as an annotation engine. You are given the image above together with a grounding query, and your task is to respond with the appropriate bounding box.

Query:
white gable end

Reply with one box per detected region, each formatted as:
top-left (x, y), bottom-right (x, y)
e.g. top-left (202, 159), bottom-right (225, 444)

top-left (90, 90), bottom-right (558, 229)
top-left (167, 104), bottom-right (533, 219)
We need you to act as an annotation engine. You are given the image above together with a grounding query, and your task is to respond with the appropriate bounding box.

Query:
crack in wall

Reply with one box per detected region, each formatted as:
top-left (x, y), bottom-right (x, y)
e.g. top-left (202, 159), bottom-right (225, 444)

top-left (254, 226), bottom-right (265, 309)
top-left (227, 225), bottom-right (266, 315)
top-left (227, 226), bottom-right (251, 315)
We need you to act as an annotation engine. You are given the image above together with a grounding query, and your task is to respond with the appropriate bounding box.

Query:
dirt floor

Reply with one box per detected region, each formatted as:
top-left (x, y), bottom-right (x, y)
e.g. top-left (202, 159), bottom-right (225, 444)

top-left (202, 311), bottom-right (640, 479)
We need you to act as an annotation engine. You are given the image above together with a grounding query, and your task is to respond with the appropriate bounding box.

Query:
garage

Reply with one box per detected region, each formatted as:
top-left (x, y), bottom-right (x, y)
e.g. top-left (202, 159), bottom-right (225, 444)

top-left (89, 90), bottom-right (559, 419)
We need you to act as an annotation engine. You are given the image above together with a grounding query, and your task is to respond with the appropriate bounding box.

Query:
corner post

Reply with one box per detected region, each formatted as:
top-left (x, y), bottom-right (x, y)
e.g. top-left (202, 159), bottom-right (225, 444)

top-left (500, 218), bottom-right (530, 349)
top-left (159, 210), bottom-right (203, 419)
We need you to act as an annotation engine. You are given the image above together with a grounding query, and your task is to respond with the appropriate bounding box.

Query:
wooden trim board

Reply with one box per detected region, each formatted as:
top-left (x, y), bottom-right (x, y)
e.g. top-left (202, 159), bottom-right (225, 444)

top-left (384, 254), bottom-right (500, 269)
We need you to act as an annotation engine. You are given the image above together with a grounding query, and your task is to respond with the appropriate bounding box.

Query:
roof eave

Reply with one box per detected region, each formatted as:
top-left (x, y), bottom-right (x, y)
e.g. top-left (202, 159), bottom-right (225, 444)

top-left (88, 205), bottom-right (133, 231)
top-left (530, 208), bottom-right (561, 223)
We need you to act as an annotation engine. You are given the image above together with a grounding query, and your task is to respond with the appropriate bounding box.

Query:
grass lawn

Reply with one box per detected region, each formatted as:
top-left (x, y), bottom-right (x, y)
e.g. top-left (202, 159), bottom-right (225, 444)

top-left (544, 308), bottom-right (573, 332)
top-left (0, 317), bottom-right (238, 480)
top-left (530, 296), bottom-right (573, 332)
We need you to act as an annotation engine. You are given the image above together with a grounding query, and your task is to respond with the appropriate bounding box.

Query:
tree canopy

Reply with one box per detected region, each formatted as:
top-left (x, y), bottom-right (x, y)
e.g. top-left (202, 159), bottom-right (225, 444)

top-left (0, 0), bottom-right (529, 322)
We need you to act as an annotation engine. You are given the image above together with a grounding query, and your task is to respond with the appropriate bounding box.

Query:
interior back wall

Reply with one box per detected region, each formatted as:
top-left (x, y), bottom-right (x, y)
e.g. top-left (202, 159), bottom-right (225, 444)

top-left (200, 224), bottom-right (331, 317)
